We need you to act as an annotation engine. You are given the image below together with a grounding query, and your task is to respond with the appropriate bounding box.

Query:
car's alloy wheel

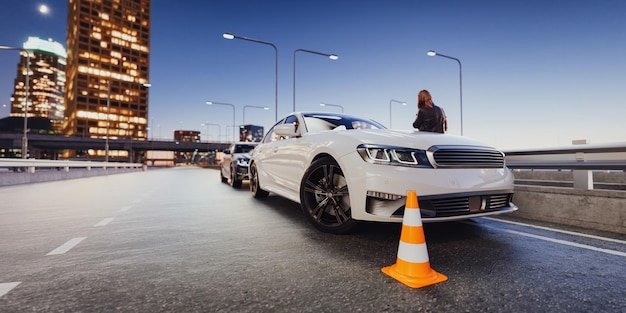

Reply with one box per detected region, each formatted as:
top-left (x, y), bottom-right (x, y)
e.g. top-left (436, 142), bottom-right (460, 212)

top-left (250, 162), bottom-right (269, 198)
top-left (231, 165), bottom-right (242, 188)
top-left (300, 157), bottom-right (356, 234)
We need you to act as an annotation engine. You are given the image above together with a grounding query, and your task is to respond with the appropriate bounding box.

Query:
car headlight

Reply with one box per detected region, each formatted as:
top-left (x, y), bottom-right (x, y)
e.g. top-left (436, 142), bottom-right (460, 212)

top-left (357, 144), bottom-right (433, 168)
top-left (236, 158), bottom-right (250, 167)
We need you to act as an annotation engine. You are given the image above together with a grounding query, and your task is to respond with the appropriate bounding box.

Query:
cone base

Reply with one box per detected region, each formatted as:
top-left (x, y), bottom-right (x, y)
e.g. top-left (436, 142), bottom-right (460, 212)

top-left (381, 264), bottom-right (448, 288)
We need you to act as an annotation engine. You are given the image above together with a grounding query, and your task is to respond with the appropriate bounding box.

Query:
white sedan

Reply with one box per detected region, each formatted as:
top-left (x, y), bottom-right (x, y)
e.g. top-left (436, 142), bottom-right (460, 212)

top-left (249, 112), bottom-right (517, 234)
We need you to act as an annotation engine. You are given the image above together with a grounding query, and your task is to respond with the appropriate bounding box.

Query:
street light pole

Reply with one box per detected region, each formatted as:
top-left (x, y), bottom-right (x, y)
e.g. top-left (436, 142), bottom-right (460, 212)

top-left (206, 101), bottom-right (236, 142)
top-left (202, 122), bottom-right (221, 142)
top-left (319, 102), bottom-right (343, 113)
top-left (223, 32), bottom-right (278, 121)
top-left (22, 51), bottom-right (30, 158)
top-left (427, 50), bottom-right (463, 135)
top-left (293, 49), bottom-right (338, 112)
top-left (0, 46), bottom-right (30, 158)
top-left (224, 125), bottom-right (231, 142)
top-left (243, 105), bottom-right (269, 125)
top-left (388, 99), bottom-right (407, 129)
top-left (105, 80), bottom-right (111, 162)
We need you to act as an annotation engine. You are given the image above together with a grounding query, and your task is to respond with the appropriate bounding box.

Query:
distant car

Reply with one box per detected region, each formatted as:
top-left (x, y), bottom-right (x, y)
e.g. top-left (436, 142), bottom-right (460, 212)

top-left (220, 142), bottom-right (258, 188)
top-left (249, 112), bottom-right (518, 234)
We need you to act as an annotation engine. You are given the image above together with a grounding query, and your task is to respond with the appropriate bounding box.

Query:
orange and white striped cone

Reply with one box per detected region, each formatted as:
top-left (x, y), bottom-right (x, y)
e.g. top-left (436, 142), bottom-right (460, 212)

top-left (382, 190), bottom-right (448, 288)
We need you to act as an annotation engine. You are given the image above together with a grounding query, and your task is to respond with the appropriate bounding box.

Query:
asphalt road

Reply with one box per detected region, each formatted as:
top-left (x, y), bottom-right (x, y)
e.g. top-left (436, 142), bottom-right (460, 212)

top-left (1, 167), bottom-right (625, 312)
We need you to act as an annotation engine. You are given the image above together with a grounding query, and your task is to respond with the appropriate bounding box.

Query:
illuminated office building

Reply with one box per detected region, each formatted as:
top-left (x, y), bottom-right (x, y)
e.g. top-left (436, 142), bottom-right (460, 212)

top-left (174, 130), bottom-right (201, 143)
top-left (10, 37), bottom-right (67, 132)
top-left (64, 0), bottom-right (150, 144)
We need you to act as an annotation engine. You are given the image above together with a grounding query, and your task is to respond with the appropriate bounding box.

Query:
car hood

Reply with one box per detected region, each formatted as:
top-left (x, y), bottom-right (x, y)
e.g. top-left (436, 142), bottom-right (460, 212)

top-left (324, 129), bottom-right (496, 150)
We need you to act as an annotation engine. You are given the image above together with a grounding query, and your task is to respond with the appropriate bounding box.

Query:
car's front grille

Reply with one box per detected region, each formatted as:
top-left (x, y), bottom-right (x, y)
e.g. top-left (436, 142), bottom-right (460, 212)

top-left (391, 193), bottom-right (514, 218)
top-left (429, 146), bottom-right (505, 168)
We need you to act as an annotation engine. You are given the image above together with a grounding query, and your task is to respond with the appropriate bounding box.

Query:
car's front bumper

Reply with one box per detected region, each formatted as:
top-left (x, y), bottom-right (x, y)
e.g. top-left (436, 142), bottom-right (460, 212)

top-left (236, 165), bottom-right (250, 180)
top-left (338, 152), bottom-right (518, 223)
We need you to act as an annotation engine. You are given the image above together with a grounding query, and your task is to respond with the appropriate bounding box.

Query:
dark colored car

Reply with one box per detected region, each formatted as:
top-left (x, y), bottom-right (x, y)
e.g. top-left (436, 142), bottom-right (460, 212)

top-left (220, 142), bottom-right (258, 188)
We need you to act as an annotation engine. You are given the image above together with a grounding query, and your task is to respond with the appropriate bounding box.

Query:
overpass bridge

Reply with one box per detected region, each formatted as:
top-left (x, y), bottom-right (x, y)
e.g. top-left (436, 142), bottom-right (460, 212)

top-left (0, 133), bottom-right (230, 163)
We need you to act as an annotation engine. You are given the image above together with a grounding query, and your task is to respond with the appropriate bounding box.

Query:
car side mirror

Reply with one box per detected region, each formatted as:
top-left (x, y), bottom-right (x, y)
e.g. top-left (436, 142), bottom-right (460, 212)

top-left (274, 123), bottom-right (301, 137)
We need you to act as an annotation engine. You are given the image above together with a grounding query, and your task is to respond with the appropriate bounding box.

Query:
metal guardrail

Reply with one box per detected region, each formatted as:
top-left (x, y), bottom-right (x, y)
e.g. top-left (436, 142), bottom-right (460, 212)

top-left (503, 142), bottom-right (626, 190)
top-left (0, 158), bottom-right (144, 173)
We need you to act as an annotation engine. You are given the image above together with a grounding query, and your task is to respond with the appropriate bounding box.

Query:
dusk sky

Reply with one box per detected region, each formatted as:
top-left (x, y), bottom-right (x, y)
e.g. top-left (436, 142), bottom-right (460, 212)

top-left (1, 0), bottom-right (624, 149)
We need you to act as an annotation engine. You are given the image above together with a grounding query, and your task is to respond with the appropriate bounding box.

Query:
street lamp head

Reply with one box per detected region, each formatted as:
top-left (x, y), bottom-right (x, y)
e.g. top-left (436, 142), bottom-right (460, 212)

top-left (390, 99), bottom-right (406, 105)
top-left (223, 33), bottom-right (235, 40)
top-left (319, 102), bottom-right (344, 112)
top-left (206, 101), bottom-right (213, 105)
top-left (329, 54), bottom-right (339, 60)
top-left (427, 50), bottom-right (437, 57)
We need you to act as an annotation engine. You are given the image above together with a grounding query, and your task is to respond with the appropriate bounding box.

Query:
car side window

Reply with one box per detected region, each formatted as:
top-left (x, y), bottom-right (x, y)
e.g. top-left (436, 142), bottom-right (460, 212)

top-left (262, 127), bottom-right (276, 144)
top-left (262, 119), bottom-right (284, 144)
top-left (263, 115), bottom-right (300, 143)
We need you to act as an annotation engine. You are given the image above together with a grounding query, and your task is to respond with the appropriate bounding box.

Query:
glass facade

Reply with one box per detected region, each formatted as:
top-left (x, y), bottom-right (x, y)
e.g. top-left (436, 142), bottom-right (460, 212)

top-left (10, 37), bottom-right (67, 133)
top-left (65, 0), bottom-right (150, 140)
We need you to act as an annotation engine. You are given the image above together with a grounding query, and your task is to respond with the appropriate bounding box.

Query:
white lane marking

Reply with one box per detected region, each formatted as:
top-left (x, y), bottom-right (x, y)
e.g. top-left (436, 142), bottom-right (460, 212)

top-left (504, 229), bottom-right (626, 258)
top-left (94, 217), bottom-right (114, 227)
top-left (0, 282), bottom-right (21, 298)
top-left (118, 205), bottom-right (132, 212)
top-left (482, 217), bottom-right (626, 245)
top-left (46, 237), bottom-right (86, 256)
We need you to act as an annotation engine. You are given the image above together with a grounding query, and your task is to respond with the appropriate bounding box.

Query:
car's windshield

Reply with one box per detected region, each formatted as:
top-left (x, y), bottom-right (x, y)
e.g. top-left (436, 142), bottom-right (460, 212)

top-left (302, 113), bottom-right (385, 132)
top-left (234, 144), bottom-right (257, 153)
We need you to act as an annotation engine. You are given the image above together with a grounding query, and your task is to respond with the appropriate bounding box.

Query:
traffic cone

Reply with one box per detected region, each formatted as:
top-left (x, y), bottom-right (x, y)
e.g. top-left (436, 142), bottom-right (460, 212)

top-left (382, 190), bottom-right (448, 288)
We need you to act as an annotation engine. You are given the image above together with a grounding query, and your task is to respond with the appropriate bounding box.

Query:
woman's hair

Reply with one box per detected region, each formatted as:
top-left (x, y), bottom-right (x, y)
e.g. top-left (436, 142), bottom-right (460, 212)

top-left (417, 89), bottom-right (433, 109)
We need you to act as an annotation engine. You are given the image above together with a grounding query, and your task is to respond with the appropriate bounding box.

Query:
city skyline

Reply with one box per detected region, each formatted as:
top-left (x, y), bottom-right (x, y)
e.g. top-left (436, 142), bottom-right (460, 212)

top-left (0, 0), bottom-right (624, 149)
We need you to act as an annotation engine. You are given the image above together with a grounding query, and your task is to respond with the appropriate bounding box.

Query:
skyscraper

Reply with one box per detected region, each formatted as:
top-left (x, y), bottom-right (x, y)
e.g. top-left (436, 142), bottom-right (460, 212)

top-left (10, 37), bottom-right (67, 132)
top-left (64, 0), bottom-right (150, 143)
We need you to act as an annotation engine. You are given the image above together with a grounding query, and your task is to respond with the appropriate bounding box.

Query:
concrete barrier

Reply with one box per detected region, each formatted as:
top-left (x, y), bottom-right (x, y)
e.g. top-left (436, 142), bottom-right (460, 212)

top-left (511, 171), bottom-right (626, 234)
top-left (0, 167), bottom-right (144, 187)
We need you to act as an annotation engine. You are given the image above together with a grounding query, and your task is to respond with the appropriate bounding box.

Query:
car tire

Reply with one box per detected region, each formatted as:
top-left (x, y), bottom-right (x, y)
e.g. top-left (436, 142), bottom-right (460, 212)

top-left (250, 162), bottom-right (269, 198)
top-left (220, 168), bottom-right (228, 183)
top-left (300, 157), bottom-right (357, 234)
top-left (231, 165), bottom-right (242, 188)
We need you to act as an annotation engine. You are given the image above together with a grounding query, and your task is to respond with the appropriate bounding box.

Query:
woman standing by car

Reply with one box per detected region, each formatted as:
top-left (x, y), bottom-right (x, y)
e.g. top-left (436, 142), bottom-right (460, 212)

top-left (413, 89), bottom-right (448, 133)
